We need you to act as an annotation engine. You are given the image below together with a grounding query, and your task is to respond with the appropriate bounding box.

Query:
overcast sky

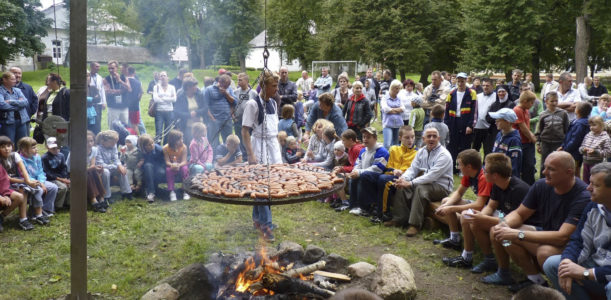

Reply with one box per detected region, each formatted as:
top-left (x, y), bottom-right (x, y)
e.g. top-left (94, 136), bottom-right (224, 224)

top-left (40, 0), bottom-right (61, 10)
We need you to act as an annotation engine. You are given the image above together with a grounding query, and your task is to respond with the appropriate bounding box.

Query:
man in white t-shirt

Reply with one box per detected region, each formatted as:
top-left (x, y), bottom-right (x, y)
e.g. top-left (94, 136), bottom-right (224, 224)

top-left (295, 70), bottom-right (313, 95)
top-left (473, 78), bottom-right (497, 156)
top-left (556, 72), bottom-right (581, 121)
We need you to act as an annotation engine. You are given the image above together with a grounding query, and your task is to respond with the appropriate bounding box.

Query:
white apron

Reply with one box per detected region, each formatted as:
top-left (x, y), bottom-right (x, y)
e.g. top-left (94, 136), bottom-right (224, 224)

top-left (251, 100), bottom-right (283, 164)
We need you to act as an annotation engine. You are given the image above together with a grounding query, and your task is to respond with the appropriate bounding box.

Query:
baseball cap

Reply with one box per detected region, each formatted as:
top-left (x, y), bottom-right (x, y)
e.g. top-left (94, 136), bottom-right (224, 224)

top-left (488, 108), bottom-right (517, 123)
top-left (361, 127), bottom-right (377, 136)
top-left (456, 72), bottom-right (468, 79)
top-left (218, 68), bottom-right (226, 75)
top-left (334, 141), bottom-right (345, 151)
top-left (46, 137), bottom-right (58, 149)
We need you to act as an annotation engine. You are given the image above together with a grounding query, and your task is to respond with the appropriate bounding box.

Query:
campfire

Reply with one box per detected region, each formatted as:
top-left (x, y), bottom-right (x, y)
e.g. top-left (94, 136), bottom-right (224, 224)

top-left (217, 241), bottom-right (341, 299)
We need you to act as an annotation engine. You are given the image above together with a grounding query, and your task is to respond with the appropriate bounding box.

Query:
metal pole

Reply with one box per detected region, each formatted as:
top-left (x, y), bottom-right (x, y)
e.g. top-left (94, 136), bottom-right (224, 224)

top-left (69, 0), bottom-right (89, 298)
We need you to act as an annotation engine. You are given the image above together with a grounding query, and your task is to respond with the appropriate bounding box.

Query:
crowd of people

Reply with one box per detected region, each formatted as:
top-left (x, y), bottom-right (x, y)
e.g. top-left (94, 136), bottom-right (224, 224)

top-left (1, 62), bottom-right (610, 298)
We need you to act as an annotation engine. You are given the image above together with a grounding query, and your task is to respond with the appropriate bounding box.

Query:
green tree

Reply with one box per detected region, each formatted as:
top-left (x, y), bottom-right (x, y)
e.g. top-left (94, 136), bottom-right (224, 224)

top-left (0, 0), bottom-right (52, 66)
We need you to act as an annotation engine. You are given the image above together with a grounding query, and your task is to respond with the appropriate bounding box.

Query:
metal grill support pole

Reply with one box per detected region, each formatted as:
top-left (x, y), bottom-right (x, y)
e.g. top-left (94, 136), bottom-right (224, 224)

top-left (69, 0), bottom-right (89, 298)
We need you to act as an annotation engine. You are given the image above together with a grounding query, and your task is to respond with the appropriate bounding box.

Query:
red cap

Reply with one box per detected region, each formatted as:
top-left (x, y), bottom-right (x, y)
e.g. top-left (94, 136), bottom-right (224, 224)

top-left (218, 68), bottom-right (226, 75)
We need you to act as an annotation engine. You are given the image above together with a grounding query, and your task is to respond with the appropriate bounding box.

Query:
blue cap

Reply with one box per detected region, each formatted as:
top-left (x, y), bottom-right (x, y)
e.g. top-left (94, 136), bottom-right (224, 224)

top-left (456, 72), bottom-right (468, 79)
top-left (488, 108), bottom-right (517, 123)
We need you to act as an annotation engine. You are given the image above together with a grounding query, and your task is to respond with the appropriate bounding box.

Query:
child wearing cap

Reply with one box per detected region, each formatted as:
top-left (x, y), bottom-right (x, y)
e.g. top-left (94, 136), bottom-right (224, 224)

top-left (121, 135), bottom-right (144, 193)
top-left (490, 108), bottom-right (522, 178)
top-left (341, 127), bottom-right (389, 215)
top-left (535, 91), bottom-right (569, 178)
top-left (409, 96), bottom-right (425, 147)
top-left (42, 137), bottom-right (70, 210)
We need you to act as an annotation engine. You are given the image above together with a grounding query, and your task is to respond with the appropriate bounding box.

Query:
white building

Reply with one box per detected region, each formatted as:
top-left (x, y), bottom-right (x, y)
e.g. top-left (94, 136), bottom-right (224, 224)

top-left (7, 2), bottom-right (142, 71)
top-left (246, 31), bottom-right (302, 72)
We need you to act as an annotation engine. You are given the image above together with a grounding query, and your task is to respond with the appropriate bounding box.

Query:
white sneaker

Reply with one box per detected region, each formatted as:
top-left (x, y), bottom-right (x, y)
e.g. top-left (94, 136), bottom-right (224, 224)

top-left (147, 193), bottom-right (155, 203)
top-left (183, 192), bottom-right (190, 200)
top-left (169, 191), bottom-right (177, 202)
top-left (349, 207), bottom-right (362, 215)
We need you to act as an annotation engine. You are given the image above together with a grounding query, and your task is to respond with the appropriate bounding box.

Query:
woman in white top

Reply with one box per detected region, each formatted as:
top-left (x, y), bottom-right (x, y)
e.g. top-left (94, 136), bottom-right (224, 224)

top-left (152, 71), bottom-right (177, 145)
top-left (397, 79), bottom-right (421, 125)
top-left (333, 73), bottom-right (353, 109)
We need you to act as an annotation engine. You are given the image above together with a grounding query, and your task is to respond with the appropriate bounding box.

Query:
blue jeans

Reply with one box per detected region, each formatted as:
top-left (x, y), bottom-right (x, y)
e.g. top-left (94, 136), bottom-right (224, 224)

top-left (143, 162), bottom-right (166, 195)
top-left (348, 172), bottom-right (380, 210)
top-left (155, 111), bottom-right (174, 145)
top-left (521, 142), bottom-right (536, 185)
top-left (0, 122), bottom-right (28, 144)
top-left (208, 118), bottom-right (233, 150)
top-left (382, 127), bottom-right (399, 150)
top-left (543, 254), bottom-right (611, 300)
top-left (252, 201), bottom-right (272, 230)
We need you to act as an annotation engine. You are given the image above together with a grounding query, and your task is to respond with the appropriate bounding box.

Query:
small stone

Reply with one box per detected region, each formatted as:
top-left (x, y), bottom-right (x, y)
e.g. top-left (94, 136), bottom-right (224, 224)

top-left (276, 241), bottom-right (304, 261)
top-left (323, 253), bottom-right (349, 273)
top-left (141, 283), bottom-right (179, 300)
top-left (158, 263), bottom-right (215, 300)
top-left (370, 254), bottom-right (417, 300)
top-left (348, 262), bottom-right (376, 278)
top-left (303, 245), bottom-right (326, 264)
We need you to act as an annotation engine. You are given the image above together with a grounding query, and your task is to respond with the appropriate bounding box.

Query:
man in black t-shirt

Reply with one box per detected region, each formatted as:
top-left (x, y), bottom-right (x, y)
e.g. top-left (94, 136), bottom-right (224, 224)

top-left (443, 153), bottom-right (531, 273)
top-left (482, 151), bottom-right (590, 293)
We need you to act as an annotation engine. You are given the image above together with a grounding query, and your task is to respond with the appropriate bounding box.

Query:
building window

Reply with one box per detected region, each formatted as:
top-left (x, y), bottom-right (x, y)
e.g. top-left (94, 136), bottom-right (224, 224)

top-left (52, 40), bottom-right (62, 58)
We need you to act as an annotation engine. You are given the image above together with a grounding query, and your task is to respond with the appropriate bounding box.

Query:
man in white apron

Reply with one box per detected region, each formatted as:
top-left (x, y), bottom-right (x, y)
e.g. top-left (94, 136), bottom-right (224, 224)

top-left (242, 71), bottom-right (282, 242)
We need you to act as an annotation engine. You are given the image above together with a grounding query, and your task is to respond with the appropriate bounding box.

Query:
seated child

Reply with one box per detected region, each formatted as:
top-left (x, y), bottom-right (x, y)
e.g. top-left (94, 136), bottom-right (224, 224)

top-left (18, 137), bottom-right (59, 217)
top-left (331, 129), bottom-right (364, 209)
top-left (423, 104), bottom-right (450, 147)
top-left (42, 137), bottom-right (70, 211)
top-left (85, 131), bottom-right (106, 212)
top-left (278, 131), bottom-right (288, 163)
top-left (311, 127), bottom-right (339, 170)
top-left (373, 125), bottom-right (417, 223)
top-left (121, 135), bottom-right (144, 193)
top-left (304, 119), bottom-right (334, 163)
top-left (278, 104), bottom-right (301, 139)
top-left (0, 136), bottom-right (48, 225)
top-left (579, 116), bottom-right (611, 183)
top-left (284, 136), bottom-right (305, 164)
top-left (163, 130), bottom-right (189, 201)
top-left (215, 134), bottom-right (243, 167)
top-left (409, 97), bottom-right (425, 147)
top-left (0, 136), bottom-right (34, 231)
top-left (139, 134), bottom-right (166, 203)
top-left (189, 122), bottom-right (214, 174)
top-left (559, 101), bottom-right (592, 179)
top-left (95, 130), bottom-right (132, 203)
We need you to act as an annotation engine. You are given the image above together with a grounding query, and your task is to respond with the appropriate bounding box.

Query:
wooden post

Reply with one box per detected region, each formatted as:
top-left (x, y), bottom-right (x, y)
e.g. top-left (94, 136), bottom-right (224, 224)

top-left (69, 0), bottom-right (89, 298)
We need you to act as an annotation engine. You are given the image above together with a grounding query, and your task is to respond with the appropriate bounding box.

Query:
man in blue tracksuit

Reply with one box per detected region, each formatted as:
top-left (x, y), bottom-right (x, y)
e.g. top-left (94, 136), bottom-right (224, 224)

top-left (444, 72), bottom-right (477, 174)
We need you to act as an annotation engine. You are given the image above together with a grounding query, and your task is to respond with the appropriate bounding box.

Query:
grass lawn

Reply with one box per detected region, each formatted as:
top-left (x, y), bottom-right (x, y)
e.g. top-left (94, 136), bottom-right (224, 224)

top-left (0, 68), bottom-right (529, 299)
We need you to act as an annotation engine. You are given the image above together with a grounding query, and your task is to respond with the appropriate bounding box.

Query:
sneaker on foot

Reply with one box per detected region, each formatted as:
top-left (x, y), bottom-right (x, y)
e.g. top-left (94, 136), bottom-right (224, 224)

top-left (405, 225), bottom-right (419, 237)
top-left (34, 215), bottom-right (50, 226)
top-left (349, 207), bottom-right (362, 215)
top-left (19, 219), bottom-right (34, 231)
top-left (442, 255), bottom-right (473, 268)
top-left (481, 272), bottom-right (515, 285)
top-left (370, 216), bottom-right (383, 224)
top-left (147, 193), bottom-right (155, 203)
top-left (183, 192), bottom-right (191, 200)
top-left (335, 205), bottom-right (350, 212)
top-left (471, 259), bottom-right (498, 274)
top-left (92, 202), bottom-right (106, 213)
top-left (433, 237), bottom-right (462, 251)
top-left (169, 191), bottom-right (177, 202)
top-left (261, 227), bottom-right (275, 242)
top-left (43, 210), bottom-right (54, 218)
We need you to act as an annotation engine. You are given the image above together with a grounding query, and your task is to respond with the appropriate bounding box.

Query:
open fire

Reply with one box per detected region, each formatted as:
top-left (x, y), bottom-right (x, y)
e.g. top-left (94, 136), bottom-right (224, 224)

top-left (217, 241), bottom-right (337, 298)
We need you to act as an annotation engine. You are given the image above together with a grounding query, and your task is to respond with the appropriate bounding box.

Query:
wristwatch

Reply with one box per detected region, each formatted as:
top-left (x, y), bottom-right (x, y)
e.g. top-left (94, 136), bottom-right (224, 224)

top-left (583, 269), bottom-right (590, 280)
top-left (518, 231), bottom-right (525, 241)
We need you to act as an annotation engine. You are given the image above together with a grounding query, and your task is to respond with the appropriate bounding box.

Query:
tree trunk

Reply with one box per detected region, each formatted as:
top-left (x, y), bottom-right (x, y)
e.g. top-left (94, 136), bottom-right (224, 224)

top-left (399, 69), bottom-right (406, 82)
top-left (575, 15), bottom-right (590, 84)
top-left (532, 42), bottom-right (541, 92)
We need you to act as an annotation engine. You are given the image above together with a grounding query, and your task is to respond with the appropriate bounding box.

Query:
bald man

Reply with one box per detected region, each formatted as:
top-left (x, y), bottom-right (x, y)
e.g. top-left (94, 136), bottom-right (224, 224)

top-left (482, 151), bottom-right (590, 293)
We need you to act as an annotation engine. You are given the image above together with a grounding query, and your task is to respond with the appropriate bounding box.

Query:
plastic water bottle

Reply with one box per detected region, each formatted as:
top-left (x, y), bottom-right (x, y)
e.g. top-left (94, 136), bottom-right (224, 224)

top-left (499, 212), bottom-right (512, 247)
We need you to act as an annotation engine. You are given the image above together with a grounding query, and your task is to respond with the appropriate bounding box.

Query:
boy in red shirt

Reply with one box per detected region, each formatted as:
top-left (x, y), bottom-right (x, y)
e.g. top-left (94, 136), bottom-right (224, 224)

top-left (512, 91), bottom-right (537, 184)
top-left (432, 149), bottom-right (493, 252)
top-left (332, 129), bottom-right (364, 209)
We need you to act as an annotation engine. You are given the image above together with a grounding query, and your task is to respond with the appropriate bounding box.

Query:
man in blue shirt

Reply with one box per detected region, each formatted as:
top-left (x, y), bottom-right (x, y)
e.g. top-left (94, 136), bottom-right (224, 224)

top-left (204, 74), bottom-right (235, 149)
top-left (543, 162), bottom-right (611, 300)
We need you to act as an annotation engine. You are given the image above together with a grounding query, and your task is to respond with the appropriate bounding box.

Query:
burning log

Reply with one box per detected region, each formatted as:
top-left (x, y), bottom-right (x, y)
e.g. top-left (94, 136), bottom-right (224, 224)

top-left (283, 261), bottom-right (326, 278)
top-left (312, 271), bottom-right (351, 282)
top-left (262, 273), bottom-right (335, 298)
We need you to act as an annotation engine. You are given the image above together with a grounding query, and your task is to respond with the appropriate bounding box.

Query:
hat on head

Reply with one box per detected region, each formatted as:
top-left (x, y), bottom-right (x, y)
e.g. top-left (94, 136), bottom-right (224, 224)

top-left (456, 72), bottom-right (468, 79)
top-left (46, 137), bottom-right (58, 149)
top-left (334, 141), bottom-right (345, 151)
top-left (411, 96), bottom-right (422, 105)
top-left (218, 68), bottom-right (226, 75)
top-left (496, 84), bottom-right (508, 92)
top-left (361, 127), bottom-right (377, 136)
top-left (488, 108), bottom-right (517, 123)
top-left (125, 135), bottom-right (138, 147)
